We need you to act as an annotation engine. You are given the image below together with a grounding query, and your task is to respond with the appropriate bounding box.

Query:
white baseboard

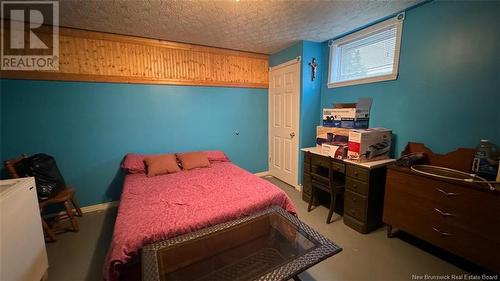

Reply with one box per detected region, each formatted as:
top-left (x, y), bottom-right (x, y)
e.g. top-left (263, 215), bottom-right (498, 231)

top-left (254, 171), bottom-right (271, 177)
top-left (80, 200), bottom-right (119, 213)
top-left (256, 172), bottom-right (301, 191)
top-left (46, 200), bottom-right (119, 217)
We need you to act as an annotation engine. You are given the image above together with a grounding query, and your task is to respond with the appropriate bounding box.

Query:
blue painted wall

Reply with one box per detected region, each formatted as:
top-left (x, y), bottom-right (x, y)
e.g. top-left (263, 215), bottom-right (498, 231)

top-left (270, 41), bottom-right (322, 184)
top-left (321, 0), bottom-right (500, 157)
top-left (269, 43), bottom-right (302, 68)
top-left (0, 80), bottom-right (268, 207)
top-left (299, 42), bottom-right (322, 183)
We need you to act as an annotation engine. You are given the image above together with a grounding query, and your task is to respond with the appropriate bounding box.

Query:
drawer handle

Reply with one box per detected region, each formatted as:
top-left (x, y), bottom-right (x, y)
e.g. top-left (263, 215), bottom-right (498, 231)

top-left (29, 186), bottom-right (34, 190)
top-left (436, 188), bottom-right (460, 197)
top-left (432, 227), bottom-right (454, 237)
top-left (434, 208), bottom-right (456, 217)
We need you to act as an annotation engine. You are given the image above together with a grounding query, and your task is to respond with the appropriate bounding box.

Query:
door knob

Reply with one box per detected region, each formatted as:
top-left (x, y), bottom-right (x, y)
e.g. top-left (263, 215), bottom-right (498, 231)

top-left (290, 132), bottom-right (295, 138)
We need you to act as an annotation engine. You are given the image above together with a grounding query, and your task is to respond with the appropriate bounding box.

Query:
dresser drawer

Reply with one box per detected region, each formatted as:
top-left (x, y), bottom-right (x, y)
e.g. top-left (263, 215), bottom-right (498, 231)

top-left (346, 177), bottom-right (369, 196)
top-left (384, 192), bottom-right (500, 272)
top-left (345, 190), bottom-right (367, 222)
top-left (346, 165), bottom-right (370, 182)
top-left (385, 169), bottom-right (500, 238)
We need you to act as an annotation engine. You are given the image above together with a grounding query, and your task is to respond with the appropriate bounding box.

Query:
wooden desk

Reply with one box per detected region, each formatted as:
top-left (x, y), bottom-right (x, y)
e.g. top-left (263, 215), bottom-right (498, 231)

top-left (301, 147), bottom-right (394, 234)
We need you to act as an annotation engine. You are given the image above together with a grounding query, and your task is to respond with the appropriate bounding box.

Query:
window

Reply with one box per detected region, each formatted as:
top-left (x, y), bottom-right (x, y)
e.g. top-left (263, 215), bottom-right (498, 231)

top-left (328, 14), bottom-right (404, 88)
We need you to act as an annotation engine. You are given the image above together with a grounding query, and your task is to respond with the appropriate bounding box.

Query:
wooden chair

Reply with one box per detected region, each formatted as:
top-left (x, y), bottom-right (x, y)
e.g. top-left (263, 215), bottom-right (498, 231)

top-left (4, 154), bottom-right (82, 242)
top-left (307, 159), bottom-right (345, 224)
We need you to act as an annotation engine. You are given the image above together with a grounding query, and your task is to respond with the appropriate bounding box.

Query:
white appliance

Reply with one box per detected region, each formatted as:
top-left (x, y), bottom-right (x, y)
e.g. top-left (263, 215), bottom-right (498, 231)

top-left (0, 177), bottom-right (48, 281)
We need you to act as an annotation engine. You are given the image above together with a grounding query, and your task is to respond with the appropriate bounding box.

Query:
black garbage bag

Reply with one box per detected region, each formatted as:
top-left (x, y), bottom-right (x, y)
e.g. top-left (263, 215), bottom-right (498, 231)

top-left (15, 153), bottom-right (66, 200)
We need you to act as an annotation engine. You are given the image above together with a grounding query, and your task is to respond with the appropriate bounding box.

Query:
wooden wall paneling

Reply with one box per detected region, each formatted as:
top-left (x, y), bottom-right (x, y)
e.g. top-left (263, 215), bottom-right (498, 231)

top-left (0, 27), bottom-right (269, 88)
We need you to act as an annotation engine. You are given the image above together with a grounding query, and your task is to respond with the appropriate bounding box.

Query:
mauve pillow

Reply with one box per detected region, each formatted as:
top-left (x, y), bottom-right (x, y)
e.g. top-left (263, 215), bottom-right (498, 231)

top-left (177, 151), bottom-right (211, 170)
top-left (121, 154), bottom-right (148, 174)
top-left (205, 150), bottom-right (230, 162)
top-left (144, 154), bottom-right (180, 177)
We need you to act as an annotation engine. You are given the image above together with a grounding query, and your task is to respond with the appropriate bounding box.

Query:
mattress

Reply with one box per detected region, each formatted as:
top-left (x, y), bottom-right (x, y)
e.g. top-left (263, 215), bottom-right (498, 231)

top-left (103, 161), bottom-right (296, 281)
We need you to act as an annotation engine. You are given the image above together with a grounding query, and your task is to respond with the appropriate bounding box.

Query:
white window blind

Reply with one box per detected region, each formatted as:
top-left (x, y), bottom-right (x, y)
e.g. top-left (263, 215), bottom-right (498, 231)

top-left (328, 15), bottom-right (404, 88)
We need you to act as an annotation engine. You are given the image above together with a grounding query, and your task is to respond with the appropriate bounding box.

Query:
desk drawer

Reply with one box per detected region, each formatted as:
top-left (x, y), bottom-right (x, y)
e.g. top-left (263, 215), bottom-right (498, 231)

top-left (343, 215), bottom-right (368, 234)
top-left (311, 154), bottom-right (330, 167)
top-left (345, 190), bottom-right (367, 222)
top-left (311, 170), bottom-right (329, 183)
top-left (304, 152), bottom-right (311, 165)
top-left (303, 160), bottom-right (311, 174)
top-left (331, 162), bottom-right (345, 173)
top-left (346, 165), bottom-right (370, 182)
top-left (346, 177), bottom-right (369, 196)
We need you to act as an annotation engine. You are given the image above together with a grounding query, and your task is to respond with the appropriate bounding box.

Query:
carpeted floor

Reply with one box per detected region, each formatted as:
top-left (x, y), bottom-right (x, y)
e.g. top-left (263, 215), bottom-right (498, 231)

top-left (45, 176), bottom-right (467, 281)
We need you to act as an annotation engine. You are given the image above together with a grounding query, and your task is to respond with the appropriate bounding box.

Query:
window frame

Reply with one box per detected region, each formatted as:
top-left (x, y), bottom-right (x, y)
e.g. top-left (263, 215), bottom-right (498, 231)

top-left (327, 15), bottom-right (404, 89)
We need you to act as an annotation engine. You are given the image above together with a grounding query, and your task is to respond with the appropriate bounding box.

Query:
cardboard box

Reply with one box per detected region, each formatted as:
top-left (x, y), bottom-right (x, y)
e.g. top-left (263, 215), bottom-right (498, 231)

top-left (332, 98), bottom-right (371, 119)
top-left (322, 143), bottom-right (348, 160)
top-left (348, 128), bottom-right (392, 162)
top-left (317, 126), bottom-right (350, 138)
top-left (340, 118), bottom-right (370, 129)
top-left (316, 126), bottom-right (350, 148)
top-left (322, 108), bottom-right (341, 127)
top-left (324, 98), bottom-right (372, 128)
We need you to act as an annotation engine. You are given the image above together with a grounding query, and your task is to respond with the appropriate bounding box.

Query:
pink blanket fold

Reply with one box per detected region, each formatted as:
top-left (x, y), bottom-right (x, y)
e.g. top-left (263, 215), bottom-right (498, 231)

top-left (103, 162), bottom-right (296, 281)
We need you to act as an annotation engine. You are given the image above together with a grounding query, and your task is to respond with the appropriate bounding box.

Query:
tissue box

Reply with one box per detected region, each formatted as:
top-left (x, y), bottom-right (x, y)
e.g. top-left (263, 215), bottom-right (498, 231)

top-left (322, 143), bottom-right (348, 160)
top-left (348, 128), bottom-right (392, 162)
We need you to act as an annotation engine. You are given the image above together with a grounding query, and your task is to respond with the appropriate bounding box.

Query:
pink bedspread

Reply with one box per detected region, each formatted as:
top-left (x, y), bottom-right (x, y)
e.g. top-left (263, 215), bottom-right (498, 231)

top-left (103, 162), bottom-right (296, 281)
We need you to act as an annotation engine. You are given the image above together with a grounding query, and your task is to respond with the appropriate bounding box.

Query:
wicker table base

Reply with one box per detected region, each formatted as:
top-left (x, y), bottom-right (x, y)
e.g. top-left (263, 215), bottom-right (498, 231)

top-left (142, 206), bottom-right (342, 281)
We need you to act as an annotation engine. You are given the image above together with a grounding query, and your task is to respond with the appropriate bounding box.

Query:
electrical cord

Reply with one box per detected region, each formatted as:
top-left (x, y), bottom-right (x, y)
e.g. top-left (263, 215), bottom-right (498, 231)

top-left (410, 165), bottom-right (498, 191)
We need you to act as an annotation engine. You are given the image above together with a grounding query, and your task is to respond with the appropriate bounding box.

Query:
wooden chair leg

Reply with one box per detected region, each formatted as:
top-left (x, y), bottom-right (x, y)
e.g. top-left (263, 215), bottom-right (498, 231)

top-left (70, 194), bottom-right (83, 217)
top-left (41, 218), bottom-right (56, 242)
top-left (307, 188), bottom-right (315, 212)
top-left (327, 193), bottom-right (336, 224)
top-left (64, 201), bottom-right (79, 232)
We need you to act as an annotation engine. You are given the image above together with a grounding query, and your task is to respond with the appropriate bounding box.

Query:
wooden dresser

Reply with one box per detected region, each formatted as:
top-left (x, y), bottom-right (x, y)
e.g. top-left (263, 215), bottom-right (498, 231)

top-left (302, 147), bottom-right (394, 234)
top-left (383, 143), bottom-right (500, 272)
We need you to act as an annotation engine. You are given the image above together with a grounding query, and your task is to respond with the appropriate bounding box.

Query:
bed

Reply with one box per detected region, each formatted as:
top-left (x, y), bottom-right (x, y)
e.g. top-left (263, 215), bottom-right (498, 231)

top-left (103, 152), bottom-right (296, 281)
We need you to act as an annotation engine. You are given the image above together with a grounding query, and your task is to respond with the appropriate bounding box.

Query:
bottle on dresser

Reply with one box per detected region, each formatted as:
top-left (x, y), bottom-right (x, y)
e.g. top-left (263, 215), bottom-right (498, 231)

top-left (471, 139), bottom-right (499, 181)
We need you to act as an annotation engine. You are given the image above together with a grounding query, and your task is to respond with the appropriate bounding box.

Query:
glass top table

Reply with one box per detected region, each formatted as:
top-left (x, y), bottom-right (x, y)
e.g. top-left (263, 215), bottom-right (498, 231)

top-left (142, 206), bottom-right (342, 281)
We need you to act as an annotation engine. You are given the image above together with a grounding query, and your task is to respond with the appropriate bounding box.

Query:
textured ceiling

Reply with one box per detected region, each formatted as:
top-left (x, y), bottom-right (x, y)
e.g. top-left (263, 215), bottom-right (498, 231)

top-left (58, 0), bottom-right (424, 54)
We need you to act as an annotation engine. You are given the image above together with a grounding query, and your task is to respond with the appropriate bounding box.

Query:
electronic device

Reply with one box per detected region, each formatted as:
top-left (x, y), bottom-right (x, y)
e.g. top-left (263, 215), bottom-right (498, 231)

top-left (395, 152), bottom-right (426, 167)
